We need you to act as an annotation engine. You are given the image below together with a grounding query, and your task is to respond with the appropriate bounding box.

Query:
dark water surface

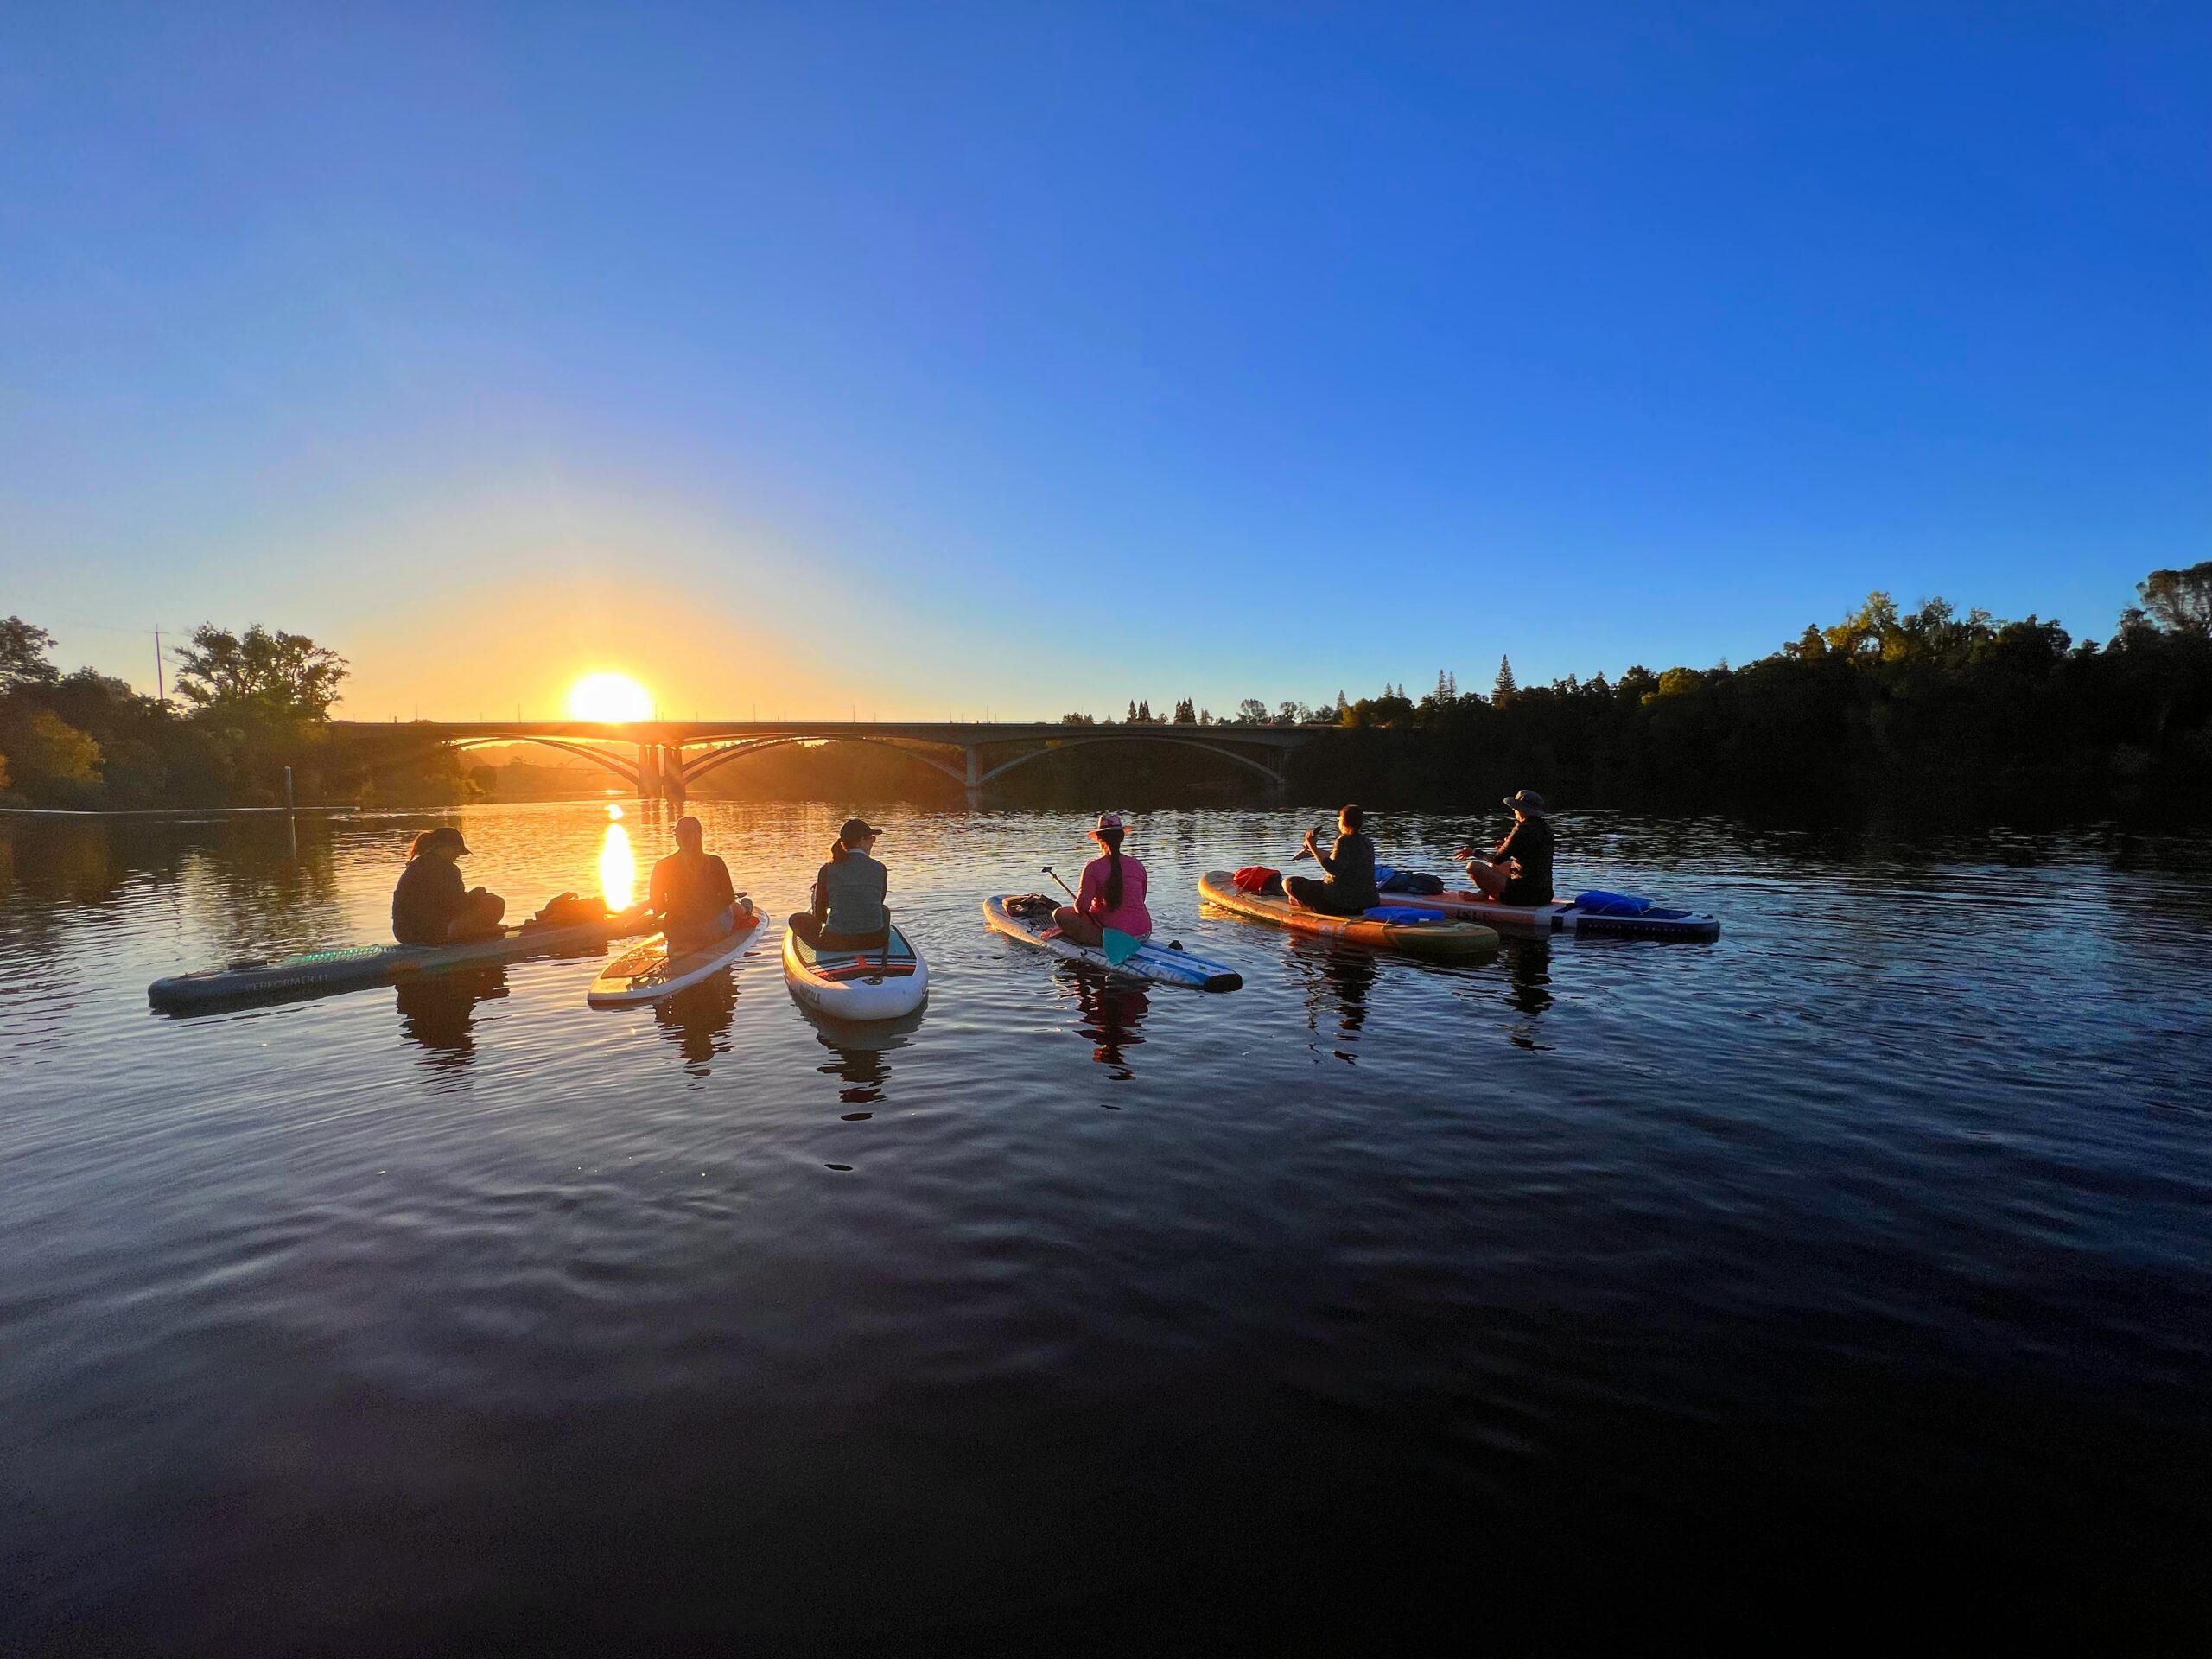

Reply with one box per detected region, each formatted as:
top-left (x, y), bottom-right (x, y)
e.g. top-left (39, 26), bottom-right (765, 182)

top-left (4, 803), bottom-right (2209, 1649)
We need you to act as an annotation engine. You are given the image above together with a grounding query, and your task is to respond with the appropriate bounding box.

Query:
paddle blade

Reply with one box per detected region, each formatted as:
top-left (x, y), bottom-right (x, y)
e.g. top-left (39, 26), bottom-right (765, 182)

top-left (1100, 928), bottom-right (1143, 966)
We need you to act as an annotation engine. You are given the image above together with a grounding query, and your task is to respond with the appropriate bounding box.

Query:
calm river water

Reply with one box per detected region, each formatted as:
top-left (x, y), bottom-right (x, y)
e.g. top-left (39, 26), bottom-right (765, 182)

top-left (3, 801), bottom-right (2209, 1648)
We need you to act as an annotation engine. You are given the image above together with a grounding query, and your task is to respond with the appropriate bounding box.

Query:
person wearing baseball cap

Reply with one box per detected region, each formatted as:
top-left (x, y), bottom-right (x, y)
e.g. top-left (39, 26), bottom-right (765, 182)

top-left (1053, 811), bottom-right (1152, 950)
top-left (1452, 789), bottom-right (1555, 906)
top-left (790, 816), bottom-right (890, 951)
top-left (391, 824), bottom-right (507, 944)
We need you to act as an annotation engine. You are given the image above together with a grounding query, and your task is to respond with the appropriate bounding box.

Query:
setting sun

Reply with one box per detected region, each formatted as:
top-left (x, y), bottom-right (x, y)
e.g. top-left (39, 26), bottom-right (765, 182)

top-left (567, 671), bottom-right (654, 723)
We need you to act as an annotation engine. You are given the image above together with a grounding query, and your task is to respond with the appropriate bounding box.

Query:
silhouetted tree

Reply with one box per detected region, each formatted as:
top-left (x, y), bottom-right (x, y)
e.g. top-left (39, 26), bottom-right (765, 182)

top-left (175, 624), bottom-right (349, 719)
top-left (0, 617), bottom-right (59, 687)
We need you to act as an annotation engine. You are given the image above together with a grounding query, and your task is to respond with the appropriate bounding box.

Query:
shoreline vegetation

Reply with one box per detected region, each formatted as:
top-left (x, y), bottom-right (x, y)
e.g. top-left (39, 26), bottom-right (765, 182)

top-left (3, 564), bottom-right (2207, 823)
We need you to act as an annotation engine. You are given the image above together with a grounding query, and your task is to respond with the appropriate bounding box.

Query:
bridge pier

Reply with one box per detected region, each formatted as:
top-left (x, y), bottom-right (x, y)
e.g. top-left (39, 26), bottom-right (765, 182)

top-left (963, 746), bottom-right (982, 809)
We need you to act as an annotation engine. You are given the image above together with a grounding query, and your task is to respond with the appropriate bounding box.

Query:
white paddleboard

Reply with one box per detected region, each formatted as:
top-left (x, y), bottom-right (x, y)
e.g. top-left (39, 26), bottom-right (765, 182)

top-left (782, 921), bottom-right (928, 1021)
top-left (982, 896), bottom-right (1242, 990)
top-left (587, 904), bottom-right (766, 1007)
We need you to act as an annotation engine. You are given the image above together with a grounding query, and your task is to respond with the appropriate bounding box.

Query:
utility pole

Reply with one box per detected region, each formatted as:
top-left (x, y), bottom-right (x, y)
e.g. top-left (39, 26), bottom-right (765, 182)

top-left (149, 627), bottom-right (166, 706)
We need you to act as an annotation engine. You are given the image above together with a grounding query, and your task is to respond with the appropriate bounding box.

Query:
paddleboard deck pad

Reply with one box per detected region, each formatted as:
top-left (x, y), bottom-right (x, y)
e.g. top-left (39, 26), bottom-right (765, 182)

top-left (982, 896), bottom-right (1242, 990)
top-left (1198, 870), bottom-right (1498, 960)
top-left (1407, 890), bottom-right (1721, 941)
top-left (588, 905), bottom-right (766, 1007)
top-left (149, 908), bottom-right (648, 1013)
top-left (782, 921), bottom-right (929, 1021)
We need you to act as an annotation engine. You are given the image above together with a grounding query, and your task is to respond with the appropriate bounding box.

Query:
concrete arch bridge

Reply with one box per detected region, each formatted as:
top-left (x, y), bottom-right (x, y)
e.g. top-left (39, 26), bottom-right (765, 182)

top-left (355, 720), bottom-right (1328, 804)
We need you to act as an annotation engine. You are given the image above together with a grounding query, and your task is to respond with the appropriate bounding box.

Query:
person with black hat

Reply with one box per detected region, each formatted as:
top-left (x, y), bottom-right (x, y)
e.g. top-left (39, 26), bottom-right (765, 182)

top-left (790, 817), bottom-right (889, 951)
top-left (391, 825), bottom-right (507, 944)
top-left (1454, 790), bottom-right (1555, 906)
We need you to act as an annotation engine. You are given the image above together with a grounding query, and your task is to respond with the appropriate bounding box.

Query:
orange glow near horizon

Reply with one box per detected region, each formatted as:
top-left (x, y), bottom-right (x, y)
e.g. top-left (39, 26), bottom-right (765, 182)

top-left (568, 671), bottom-right (654, 723)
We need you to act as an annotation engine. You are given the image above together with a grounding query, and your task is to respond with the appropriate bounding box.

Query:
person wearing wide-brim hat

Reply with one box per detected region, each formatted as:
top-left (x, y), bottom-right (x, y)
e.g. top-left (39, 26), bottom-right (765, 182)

top-left (391, 823), bottom-right (507, 944)
top-left (1452, 790), bottom-right (1557, 906)
top-left (790, 816), bottom-right (890, 951)
top-left (1053, 811), bottom-right (1153, 950)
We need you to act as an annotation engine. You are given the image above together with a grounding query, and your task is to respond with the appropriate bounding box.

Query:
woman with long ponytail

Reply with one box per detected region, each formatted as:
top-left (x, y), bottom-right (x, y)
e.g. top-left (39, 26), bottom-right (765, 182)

top-left (790, 816), bottom-right (890, 950)
top-left (1054, 812), bottom-right (1152, 950)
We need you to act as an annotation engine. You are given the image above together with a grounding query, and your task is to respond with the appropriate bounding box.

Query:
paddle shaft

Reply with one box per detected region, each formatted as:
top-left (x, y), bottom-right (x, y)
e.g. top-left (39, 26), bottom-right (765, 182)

top-left (1040, 865), bottom-right (1079, 903)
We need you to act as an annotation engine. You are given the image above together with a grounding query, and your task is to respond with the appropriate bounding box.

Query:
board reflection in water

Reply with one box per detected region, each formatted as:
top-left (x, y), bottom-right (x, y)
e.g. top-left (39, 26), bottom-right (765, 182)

top-left (1068, 970), bottom-right (1148, 1080)
top-left (392, 965), bottom-right (509, 1067)
top-left (805, 1007), bottom-right (924, 1107)
top-left (652, 975), bottom-right (740, 1073)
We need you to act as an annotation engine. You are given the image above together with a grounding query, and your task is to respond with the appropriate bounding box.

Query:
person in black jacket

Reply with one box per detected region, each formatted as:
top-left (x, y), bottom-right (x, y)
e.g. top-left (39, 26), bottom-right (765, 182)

top-left (391, 826), bottom-right (506, 944)
top-left (1284, 804), bottom-right (1379, 916)
top-left (1454, 790), bottom-right (1556, 906)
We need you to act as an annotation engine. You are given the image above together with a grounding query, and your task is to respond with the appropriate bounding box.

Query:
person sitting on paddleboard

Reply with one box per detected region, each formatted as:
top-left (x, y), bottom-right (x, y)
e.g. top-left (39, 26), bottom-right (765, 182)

top-left (1453, 790), bottom-right (1556, 906)
top-left (391, 825), bottom-right (506, 944)
top-left (789, 817), bottom-right (890, 951)
top-left (1054, 812), bottom-right (1153, 949)
top-left (649, 815), bottom-right (744, 948)
top-left (1283, 804), bottom-right (1380, 916)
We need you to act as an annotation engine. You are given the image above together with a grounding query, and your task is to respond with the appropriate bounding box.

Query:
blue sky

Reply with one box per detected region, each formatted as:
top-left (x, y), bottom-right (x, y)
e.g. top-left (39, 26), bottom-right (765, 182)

top-left (3, 2), bottom-right (2206, 720)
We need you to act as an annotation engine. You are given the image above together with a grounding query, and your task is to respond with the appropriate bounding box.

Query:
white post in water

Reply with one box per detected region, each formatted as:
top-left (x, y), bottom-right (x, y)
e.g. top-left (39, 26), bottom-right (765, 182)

top-left (283, 766), bottom-right (297, 861)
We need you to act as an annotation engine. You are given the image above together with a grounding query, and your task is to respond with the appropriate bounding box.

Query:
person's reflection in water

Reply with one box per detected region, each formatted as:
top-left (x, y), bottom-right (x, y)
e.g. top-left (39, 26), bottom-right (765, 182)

top-left (393, 965), bottom-right (509, 1068)
top-left (1071, 972), bottom-right (1149, 1080)
top-left (653, 974), bottom-right (738, 1075)
top-left (807, 1012), bottom-right (920, 1111)
top-left (1299, 946), bottom-right (1377, 1064)
top-left (1502, 939), bottom-right (1555, 1050)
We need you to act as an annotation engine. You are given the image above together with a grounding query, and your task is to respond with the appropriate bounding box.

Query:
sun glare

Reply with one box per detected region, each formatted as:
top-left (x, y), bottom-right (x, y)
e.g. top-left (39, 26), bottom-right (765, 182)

top-left (600, 818), bottom-right (635, 912)
top-left (568, 672), bottom-right (654, 723)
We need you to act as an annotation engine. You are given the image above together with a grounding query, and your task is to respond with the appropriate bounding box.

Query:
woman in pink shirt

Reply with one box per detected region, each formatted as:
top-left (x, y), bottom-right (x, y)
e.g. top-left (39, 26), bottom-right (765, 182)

top-left (1055, 812), bottom-right (1152, 947)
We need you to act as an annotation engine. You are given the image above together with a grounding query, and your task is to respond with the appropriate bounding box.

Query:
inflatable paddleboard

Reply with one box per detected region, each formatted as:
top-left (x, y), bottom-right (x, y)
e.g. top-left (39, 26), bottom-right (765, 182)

top-left (1197, 870), bottom-right (1498, 960)
top-left (149, 907), bottom-right (649, 1013)
top-left (982, 896), bottom-right (1243, 991)
top-left (782, 921), bottom-right (928, 1021)
top-left (1403, 889), bottom-right (1720, 941)
top-left (587, 902), bottom-right (766, 1007)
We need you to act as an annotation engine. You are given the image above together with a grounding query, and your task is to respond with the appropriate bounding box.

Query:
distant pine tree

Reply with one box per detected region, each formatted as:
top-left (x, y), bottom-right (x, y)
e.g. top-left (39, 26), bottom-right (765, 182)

top-left (1494, 656), bottom-right (1517, 701)
top-left (1126, 699), bottom-right (1137, 722)
top-left (1336, 690), bottom-right (1349, 714)
top-left (1136, 699), bottom-right (1152, 722)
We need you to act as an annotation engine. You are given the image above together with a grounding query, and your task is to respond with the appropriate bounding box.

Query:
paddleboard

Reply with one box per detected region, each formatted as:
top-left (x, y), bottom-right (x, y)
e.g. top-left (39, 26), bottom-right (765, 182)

top-left (982, 896), bottom-right (1242, 990)
top-left (1197, 870), bottom-right (1498, 960)
top-left (1399, 889), bottom-right (1720, 941)
top-left (149, 907), bottom-right (650, 1014)
top-left (782, 921), bottom-right (928, 1021)
top-left (587, 902), bottom-right (766, 1007)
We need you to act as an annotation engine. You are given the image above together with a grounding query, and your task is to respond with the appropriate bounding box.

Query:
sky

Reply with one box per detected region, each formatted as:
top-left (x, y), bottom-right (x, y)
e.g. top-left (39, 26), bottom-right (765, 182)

top-left (3, 2), bottom-right (2207, 721)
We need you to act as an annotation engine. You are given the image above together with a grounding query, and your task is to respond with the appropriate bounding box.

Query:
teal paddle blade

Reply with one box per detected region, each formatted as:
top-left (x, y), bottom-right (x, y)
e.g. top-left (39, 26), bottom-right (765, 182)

top-left (1100, 928), bottom-right (1142, 966)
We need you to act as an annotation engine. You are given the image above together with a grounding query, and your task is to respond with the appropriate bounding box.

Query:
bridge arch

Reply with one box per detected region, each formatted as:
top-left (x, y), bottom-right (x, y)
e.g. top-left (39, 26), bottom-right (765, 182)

top-left (678, 734), bottom-right (969, 789)
top-left (450, 734), bottom-right (642, 790)
top-left (976, 733), bottom-right (1288, 786)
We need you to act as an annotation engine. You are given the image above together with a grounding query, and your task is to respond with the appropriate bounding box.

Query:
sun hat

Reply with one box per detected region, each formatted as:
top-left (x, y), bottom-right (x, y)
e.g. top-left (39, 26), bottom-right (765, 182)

top-left (1503, 790), bottom-right (1547, 816)
top-left (1093, 811), bottom-right (1125, 833)
top-left (839, 817), bottom-right (879, 842)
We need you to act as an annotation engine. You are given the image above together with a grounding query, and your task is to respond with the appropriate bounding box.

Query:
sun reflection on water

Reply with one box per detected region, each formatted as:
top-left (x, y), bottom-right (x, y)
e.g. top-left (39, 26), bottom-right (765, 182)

top-left (600, 818), bottom-right (635, 911)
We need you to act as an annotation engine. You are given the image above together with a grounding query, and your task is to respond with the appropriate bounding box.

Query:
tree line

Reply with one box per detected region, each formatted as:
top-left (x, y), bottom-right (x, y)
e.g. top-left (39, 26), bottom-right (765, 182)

top-left (0, 620), bottom-right (461, 808)
top-left (5, 561), bottom-right (2207, 815)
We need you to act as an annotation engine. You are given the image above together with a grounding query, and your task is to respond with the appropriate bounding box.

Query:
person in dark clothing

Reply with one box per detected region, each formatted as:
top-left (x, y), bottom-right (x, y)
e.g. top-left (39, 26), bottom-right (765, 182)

top-left (648, 816), bottom-right (744, 949)
top-left (1284, 804), bottom-right (1379, 916)
top-left (789, 817), bottom-right (890, 951)
top-left (1455, 789), bottom-right (1556, 905)
top-left (391, 826), bottom-right (505, 944)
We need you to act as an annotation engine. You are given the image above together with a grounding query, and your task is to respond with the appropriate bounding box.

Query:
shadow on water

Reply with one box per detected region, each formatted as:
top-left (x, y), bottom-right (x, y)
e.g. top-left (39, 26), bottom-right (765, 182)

top-left (392, 965), bottom-right (509, 1067)
top-left (1064, 968), bottom-right (1150, 1080)
top-left (651, 974), bottom-right (739, 1074)
top-left (800, 1004), bottom-right (925, 1114)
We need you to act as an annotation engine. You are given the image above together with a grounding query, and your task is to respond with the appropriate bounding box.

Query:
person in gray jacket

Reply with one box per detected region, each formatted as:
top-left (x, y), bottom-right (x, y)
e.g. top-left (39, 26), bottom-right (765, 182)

top-left (789, 817), bottom-right (890, 950)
